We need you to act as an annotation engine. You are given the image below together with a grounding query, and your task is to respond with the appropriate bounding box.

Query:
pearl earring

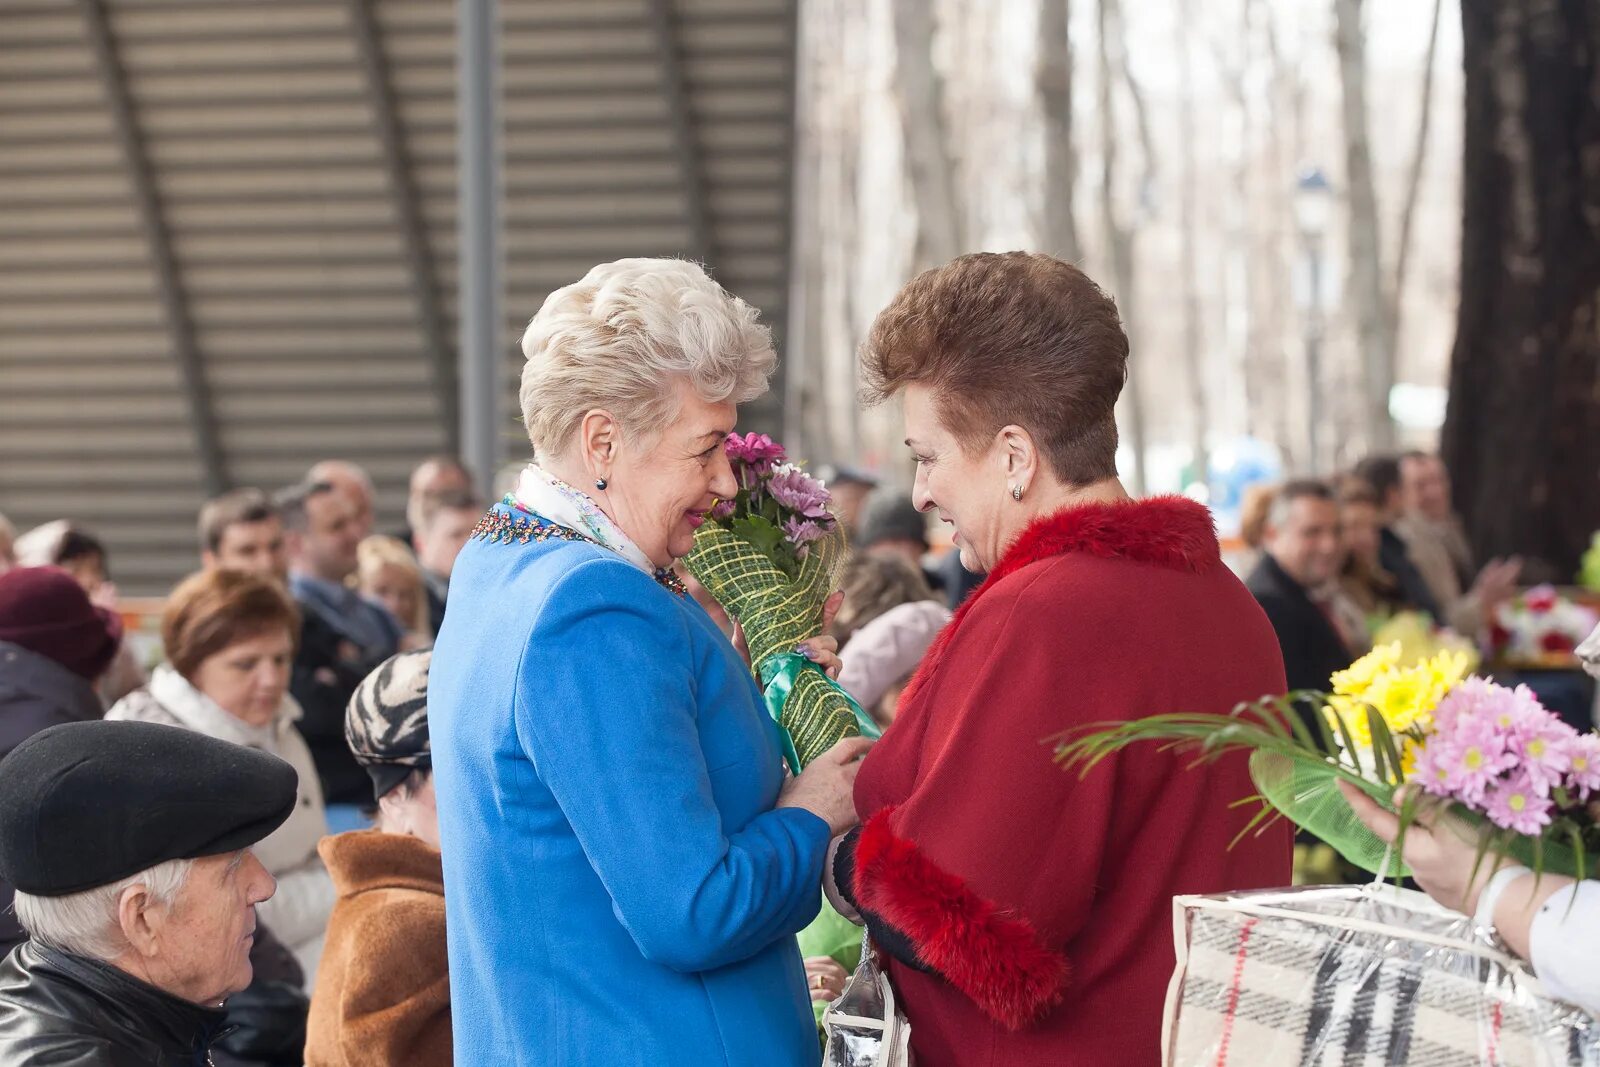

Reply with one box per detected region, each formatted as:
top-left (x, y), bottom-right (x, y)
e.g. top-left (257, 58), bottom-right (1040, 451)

top-left (595, 478), bottom-right (608, 491)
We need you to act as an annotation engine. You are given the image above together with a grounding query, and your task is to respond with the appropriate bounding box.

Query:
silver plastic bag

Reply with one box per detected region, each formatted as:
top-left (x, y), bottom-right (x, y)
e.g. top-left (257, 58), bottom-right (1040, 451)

top-left (821, 931), bottom-right (912, 1067)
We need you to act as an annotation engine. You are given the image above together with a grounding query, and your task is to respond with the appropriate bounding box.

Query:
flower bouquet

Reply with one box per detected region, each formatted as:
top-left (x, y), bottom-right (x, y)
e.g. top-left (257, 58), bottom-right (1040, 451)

top-left (684, 433), bottom-right (880, 769)
top-left (1488, 584), bottom-right (1600, 670)
top-left (1057, 641), bottom-right (1600, 881)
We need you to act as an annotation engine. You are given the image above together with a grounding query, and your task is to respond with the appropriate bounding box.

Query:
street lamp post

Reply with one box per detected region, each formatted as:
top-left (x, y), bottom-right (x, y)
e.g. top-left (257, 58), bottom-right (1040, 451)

top-left (1293, 167), bottom-right (1332, 474)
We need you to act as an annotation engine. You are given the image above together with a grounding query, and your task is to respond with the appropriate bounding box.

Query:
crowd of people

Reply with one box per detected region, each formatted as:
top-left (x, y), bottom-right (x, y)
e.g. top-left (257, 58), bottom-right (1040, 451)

top-left (0, 251), bottom-right (1593, 1067)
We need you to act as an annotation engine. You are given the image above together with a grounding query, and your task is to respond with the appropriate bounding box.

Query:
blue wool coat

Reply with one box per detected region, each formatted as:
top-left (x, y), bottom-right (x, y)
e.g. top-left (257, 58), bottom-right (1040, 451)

top-left (429, 506), bottom-right (829, 1067)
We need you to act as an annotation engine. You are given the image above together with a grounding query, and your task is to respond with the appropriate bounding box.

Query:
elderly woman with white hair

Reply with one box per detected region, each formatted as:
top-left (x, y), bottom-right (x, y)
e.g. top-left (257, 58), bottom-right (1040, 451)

top-left (429, 258), bottom-right (866, 1067)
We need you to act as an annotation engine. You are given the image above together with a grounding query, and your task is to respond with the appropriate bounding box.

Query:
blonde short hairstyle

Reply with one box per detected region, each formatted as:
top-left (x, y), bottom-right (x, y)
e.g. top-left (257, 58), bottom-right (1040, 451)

top-left (356, 535), bottom-right (428, 633)
top-left (519, 258), bottom-right (777, 455)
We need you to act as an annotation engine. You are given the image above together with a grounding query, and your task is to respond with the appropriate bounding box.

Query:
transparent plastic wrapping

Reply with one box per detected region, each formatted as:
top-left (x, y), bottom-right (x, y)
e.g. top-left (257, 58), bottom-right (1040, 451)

top-left (822, 932), bottom-right (911, 1067)
top-left (1165, 886), bottom-right (1599, 1066)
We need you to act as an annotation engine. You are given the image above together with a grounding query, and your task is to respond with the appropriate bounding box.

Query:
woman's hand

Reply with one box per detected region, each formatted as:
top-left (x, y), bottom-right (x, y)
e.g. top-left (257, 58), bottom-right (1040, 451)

top-left (732, 590), bottom-right (846, 678)
top-left (1339, 780), bottom-right (1505, 915)
top-left (778, 735), bottom-right (873, 835)
top-left (795, 591), bottom-right (847, 679)
top-left (804, 956), bottom-right (849, 1003)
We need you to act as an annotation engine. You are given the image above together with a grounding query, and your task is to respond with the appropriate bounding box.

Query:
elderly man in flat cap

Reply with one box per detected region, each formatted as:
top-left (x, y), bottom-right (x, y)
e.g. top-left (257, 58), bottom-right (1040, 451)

top-left (0, 720), bottom-right (297, 1065)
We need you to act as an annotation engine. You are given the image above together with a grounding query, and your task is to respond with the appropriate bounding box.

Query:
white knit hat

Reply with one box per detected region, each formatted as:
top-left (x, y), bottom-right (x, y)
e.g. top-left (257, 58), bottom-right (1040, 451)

top-left (837, 600), bottom-right (951, 716)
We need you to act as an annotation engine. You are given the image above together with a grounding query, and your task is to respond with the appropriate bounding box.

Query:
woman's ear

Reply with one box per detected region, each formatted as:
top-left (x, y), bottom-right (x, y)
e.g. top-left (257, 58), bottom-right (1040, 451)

top-left (117, 884), bottom-right (162, 960)
top-left (577, 409), bottom-right (621, 479)
top-left (997, 425), bottom-right (1039, 492)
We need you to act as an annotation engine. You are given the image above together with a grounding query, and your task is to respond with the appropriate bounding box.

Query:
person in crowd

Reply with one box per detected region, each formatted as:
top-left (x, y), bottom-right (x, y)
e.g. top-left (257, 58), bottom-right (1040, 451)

top-left (1341, 622), bottom-right (1600, 1015)
top-left (400, 456), bottom-right (474, 545)
top-left (201, 488), bottom-right (290, 582)
top-left (836, 599), bottom-right (950, 728)
top-left (816, 464), bottom-right (878, 536)
top-left (1396, 451), bottom-right (1521, 637)
top-left (0, 720), bottom-right (291, 1065)
top-left (279, 480), bottom-right (402, 809)
top-left (1336, 478), bottom-right (1407, 622)
top-left (1351, 455), bottom-right (1444, 619)
top-left (1246, 480), bottom-right (1353, 695)
top-left (832, 252), bottom-right (1289, 1067)
top-left (856, 492), bottom-right (931, 569)
top-left (410, 488), bottom-right (482, 636)
top-left (0, 511), bottom-right (15, 573)
top-left (0, 567), bottom-right (123, 960)
top-left (356, 536), bottom-right (431, 647)
top-left (429, 257), bottom-right (866, 1067)
top-left (12, 520), bottom-right (144, 705)
top-left (308, 461), bottom-right (377, 543)
top-left (307, 649), bottom-right (448, 1067)
top-left (106, 568), bottom-right (334, 982)
top-left (1235, 482), bottom-right (1278, 572)
top-left (828, 551), bottom-right (939, 647)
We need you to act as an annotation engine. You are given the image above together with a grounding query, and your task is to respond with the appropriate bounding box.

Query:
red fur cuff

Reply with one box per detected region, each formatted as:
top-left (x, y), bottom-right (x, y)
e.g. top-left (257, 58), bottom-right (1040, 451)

top-left (853, 807), bottom-right (1070, 1029)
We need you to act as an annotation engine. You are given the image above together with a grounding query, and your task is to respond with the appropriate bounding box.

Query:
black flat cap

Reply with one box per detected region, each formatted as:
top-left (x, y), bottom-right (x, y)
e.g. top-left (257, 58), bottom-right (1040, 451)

top-left (0, 721), bottom-right (298, 897)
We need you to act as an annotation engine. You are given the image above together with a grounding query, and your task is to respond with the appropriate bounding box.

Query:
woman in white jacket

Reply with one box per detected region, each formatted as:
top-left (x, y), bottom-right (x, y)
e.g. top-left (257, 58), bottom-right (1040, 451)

top-left (1343, 620), bottom-right (1600, 1015)
top-left (108, 568), bottom-right (334, 982)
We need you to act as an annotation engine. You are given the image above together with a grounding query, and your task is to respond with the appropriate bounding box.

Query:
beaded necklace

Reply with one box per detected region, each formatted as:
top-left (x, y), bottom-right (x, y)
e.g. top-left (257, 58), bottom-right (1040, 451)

top-left (471, 500), bottom-right (688, 597)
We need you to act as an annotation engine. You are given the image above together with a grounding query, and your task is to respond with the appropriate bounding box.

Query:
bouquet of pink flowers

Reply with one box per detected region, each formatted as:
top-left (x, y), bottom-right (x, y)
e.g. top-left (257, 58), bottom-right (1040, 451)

top-left (1058, 640), bottom-right (1600, 880)
top-left (1412, 678), bottom-right (1600, 848)
top-left (707, 433), bottom-right (836, 579)
top-left (686, 433), bottom-right (878, 769)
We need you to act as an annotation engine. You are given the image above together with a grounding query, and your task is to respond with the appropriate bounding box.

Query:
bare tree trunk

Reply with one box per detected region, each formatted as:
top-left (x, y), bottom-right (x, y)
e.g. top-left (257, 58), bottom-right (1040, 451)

top-left (892, 0), bottom-right (963, 269)
top-left (1387, 0), bottom-right (1445, 353)
top-left (1441, 0), bottom-right (1600, 575)
top-left (1333, 0), bottom-right (1396, 452)
top-left (1036, 0), bottom-right (1080, 263)
top-left (1097, 0), bottom-right (1147, 494)
top-left (1176, 0), bottom-right (1210, 493)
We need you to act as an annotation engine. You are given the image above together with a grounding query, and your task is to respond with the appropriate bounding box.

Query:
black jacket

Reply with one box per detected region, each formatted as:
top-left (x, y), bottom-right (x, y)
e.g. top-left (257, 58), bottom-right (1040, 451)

top-left (0, 642), bottom-right (105, 958)
top-left (289, 610), bottom-right (377, 806)
top-left (1379, 527), bottom-right (1442, 621)
top-left (1245, 554), bottom-right (1352, 696)
top-left (0, 942), bottom-right (228, 1066)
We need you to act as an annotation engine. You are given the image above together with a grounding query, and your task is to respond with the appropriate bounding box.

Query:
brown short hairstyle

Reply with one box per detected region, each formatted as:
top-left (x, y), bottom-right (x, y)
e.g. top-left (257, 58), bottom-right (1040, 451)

top-left (162, 569), bottom-right (300, 681)
top-left (861, 252), bottom-right (1128, 486)
top-left (198, 488), bottom-right (279, 554)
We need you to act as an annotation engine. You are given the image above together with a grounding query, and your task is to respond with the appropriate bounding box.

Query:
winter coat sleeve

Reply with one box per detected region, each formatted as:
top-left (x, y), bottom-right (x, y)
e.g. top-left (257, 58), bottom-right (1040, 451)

top-left (835, 574), bottom-right (1136, 1030)
top-left (515, 557), bottom-right (830, 974)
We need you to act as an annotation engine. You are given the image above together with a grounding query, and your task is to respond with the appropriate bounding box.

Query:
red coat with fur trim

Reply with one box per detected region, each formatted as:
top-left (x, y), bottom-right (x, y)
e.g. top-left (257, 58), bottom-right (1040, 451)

top-left (844, 497), bottom-right (1292, 1067)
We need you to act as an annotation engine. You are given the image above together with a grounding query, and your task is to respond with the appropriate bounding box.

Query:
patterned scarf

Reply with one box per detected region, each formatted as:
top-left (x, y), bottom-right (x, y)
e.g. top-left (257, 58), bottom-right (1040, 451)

top-left (513, 464), bottom-right (659, 578)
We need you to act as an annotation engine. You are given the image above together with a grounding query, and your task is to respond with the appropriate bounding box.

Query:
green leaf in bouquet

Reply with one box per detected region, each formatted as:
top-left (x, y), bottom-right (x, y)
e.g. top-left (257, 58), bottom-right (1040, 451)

top-left (727, 515), bottom-right (794, 577)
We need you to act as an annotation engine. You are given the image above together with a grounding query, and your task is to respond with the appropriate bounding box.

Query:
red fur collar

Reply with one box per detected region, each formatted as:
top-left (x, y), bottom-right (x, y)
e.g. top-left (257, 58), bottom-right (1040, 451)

top-left (903, 497), bottom-right (1218, 707)
top-left (983, 494), bottom-right (1220, 588)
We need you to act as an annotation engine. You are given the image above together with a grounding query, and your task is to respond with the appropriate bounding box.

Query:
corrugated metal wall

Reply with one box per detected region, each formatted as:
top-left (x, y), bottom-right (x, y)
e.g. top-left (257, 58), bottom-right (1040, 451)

top-left (0, 0), bottom-right (795, 594)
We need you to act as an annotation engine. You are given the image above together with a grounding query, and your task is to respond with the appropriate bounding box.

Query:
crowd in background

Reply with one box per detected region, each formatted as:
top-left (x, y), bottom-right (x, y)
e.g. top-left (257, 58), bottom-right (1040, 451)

top-left (0, 435), bottom-right (1590, 1064)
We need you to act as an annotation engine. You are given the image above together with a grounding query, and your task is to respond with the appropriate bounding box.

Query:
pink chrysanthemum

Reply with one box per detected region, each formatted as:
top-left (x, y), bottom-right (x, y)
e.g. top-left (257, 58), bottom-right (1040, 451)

top-left (1414, 713), bottom-right (1513, 806)
top-left (710, 499), bottom-right (736, 521)
top-left (1484, 769), bottom-right (1555, 834)
top-left (766, 464), bottom-right (832, 519)
top-left (724, 432), bottom-right (786, 469)
top-left (1513, 715), bottom-right (1578, 792)
top-left (1567, 733), bottom-right (1600, 800)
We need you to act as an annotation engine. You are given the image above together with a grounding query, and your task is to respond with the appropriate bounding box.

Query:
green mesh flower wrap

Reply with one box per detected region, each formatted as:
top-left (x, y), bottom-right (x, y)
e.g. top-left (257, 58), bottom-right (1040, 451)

top-left (685, 520), bottom-right (878, 769)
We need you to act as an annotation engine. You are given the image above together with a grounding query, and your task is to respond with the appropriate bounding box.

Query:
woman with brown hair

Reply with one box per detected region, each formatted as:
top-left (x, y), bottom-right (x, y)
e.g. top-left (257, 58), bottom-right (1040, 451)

top-left (107, 569), bottom-right (333, 981)
top-left (830, 252), bottom-right (1291, 1067)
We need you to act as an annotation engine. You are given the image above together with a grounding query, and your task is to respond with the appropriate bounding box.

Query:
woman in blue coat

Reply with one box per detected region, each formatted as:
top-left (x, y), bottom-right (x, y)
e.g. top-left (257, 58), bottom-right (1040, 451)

top-left (428, 258), bottom-right (868, 1067)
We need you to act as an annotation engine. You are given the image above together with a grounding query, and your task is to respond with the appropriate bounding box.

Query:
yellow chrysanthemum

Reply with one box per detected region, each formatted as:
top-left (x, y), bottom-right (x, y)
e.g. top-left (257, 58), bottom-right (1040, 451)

top-left (1323, 647), bottom-right (1471, 763)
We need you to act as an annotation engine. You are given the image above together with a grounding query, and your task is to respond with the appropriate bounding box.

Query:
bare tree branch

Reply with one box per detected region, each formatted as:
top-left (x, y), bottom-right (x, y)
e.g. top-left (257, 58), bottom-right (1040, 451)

top-left (892, 0), bottom-right (964, 268)
top-left (1036, 0), bottom-right (1080, 262)
top-left (1388, 0), bottom-right (1445, 349)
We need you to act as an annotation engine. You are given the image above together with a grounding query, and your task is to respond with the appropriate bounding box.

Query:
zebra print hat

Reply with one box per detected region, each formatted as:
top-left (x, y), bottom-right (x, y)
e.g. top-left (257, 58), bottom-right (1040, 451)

top-left (344, 648), bottom-right (432, 800)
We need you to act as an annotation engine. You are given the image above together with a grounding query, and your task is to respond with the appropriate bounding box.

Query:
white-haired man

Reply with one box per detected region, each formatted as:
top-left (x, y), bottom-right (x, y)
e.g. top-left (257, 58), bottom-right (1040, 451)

top-left (0, 720), bottom-right (296, 1064)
